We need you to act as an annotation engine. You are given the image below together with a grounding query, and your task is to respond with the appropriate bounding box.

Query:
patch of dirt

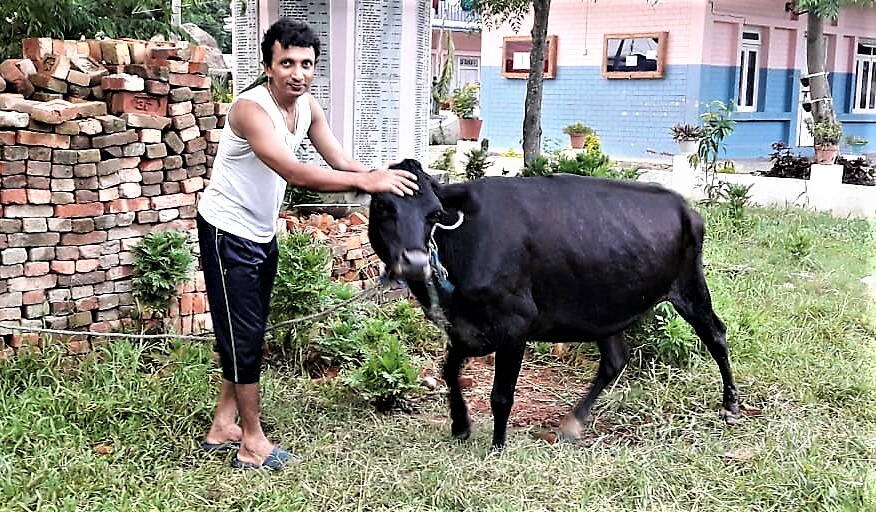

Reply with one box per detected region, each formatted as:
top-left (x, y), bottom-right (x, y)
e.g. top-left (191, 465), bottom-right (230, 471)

top-left (458, 356), bottom-right (592, 428)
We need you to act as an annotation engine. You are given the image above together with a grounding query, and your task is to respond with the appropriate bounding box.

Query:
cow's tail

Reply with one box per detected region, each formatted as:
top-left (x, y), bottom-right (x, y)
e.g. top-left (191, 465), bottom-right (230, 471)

top-left (681, 205), bottom-right (706, 264)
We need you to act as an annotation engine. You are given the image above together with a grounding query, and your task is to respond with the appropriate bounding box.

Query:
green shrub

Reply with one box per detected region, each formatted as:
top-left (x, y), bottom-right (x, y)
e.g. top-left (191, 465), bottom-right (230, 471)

top-left (522, 154), bottom-right (553, 177)
top-left (345, 334), bottom-right (421, 411)
top-left (210, 74), bottom-right (233, 104)
top-left (270, 231), bottom-right (334, 351)
top-left (450, 83), bottom-right (479, 119)
top-left (786, 229), bottom-right (813, 261)
top-left (385, 299), bottom-right (443, 353)
top-left (626, 303), bottom-right (700, 368)
top-left (562, 122), bottom-right (593, 136)
top-left (430, 147), bottom-right (456, 173)
top-left (464, 139), bottom-right (492, 180)
top-left (132, 231), bottom-right (195, 316)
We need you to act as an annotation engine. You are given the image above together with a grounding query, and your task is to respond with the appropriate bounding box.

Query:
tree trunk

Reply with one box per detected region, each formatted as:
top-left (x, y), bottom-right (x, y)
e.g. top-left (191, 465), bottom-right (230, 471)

top-left (522, 0), bottom-right (551, 167)
top-left (805, 13), bottom-right (837, 126)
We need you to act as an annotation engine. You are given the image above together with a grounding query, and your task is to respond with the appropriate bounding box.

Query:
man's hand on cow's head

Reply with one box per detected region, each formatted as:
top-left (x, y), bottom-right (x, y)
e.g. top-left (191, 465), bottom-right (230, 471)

top-left (359, 167), bottom-right (419, 196)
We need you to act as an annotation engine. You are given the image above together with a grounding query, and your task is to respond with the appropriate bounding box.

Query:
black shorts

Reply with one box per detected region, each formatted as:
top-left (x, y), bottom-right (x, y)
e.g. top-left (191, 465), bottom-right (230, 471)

top-left (197, 214), bottom-right (279, 384)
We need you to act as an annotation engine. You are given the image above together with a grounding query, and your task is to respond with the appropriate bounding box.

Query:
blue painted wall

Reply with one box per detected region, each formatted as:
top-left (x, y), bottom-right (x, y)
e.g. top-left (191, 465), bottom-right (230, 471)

top-left (834, 72), bottom-right (876, 153)
top-left (480, 64), bottom-right (876, 158)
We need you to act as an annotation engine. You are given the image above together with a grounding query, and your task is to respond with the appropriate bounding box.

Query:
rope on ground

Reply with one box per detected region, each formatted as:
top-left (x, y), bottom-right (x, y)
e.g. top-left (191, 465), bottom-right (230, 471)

top-left (0, 282), bottom-right (387, 343)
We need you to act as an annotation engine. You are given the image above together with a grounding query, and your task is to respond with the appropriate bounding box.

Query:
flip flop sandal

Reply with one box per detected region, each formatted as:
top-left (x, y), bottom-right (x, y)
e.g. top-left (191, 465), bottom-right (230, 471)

top-left (231, 446), bottom-right (296, 471)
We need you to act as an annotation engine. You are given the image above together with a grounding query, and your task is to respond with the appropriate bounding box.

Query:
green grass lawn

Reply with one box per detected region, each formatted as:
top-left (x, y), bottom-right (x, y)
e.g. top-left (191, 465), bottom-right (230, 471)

top-left (1, 206), bottom-right (874, 511)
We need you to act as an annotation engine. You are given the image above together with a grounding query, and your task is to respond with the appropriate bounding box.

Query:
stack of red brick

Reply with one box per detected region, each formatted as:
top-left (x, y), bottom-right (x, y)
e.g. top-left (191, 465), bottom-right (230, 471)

top-left (0, 37), bottom-right (230, 357)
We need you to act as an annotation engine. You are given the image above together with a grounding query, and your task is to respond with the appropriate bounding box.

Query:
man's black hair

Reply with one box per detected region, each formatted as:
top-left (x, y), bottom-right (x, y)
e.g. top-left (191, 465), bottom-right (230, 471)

top-left (261, 17), bottom-right (321, 66)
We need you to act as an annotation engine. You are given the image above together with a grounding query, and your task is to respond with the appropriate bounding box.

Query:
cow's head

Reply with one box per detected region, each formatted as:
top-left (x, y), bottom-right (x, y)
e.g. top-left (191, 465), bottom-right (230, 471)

top-left (368, 159), bottom-right (471, 282)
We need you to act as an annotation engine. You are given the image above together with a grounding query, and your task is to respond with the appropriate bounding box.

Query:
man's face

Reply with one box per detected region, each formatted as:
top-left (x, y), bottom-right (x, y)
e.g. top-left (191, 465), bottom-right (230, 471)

top-left (265, 42), bottom-right (316, 97)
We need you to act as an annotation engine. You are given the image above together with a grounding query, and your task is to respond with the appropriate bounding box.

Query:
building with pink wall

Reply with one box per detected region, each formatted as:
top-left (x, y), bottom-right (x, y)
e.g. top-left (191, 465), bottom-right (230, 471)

top-left (431, 1), bottom-right (482, 91)
top-left (479, 0), bottom-right (876, 159)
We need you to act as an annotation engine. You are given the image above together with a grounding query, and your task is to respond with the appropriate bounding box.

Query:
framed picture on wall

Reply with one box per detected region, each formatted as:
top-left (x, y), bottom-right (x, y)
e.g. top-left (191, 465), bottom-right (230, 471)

top-left (603, 32), bottom-right (668, 79)
top-left (502, 35), bottom-right (558, 79)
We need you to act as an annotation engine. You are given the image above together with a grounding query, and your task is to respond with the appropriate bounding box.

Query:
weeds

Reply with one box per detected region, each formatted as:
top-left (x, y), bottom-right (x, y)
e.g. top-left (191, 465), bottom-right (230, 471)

top-left (1, 205), bottom-right (874, 511)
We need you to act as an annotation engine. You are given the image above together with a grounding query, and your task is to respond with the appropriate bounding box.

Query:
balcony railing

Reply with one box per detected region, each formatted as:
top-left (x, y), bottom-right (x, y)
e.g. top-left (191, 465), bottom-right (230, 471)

top-left (433, 0), bottom-right (482, 26)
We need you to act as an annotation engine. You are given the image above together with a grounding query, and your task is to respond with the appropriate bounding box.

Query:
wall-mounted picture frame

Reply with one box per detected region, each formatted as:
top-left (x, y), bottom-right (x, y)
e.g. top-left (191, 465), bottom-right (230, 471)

top-left (603, 32), bottom-right (668, 79)
top-left (502, 35), bottom-right (558, 79)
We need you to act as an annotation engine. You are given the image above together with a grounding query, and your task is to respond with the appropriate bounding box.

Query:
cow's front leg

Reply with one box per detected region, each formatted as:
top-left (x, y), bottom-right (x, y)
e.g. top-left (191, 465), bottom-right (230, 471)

top-left (490, 341), bottom-right (526, 451)
top-left (442, 344), bottom-right (471, 440)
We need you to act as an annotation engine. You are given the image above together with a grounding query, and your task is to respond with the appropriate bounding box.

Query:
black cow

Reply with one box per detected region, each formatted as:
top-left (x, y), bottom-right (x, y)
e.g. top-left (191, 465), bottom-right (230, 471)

top-left (368, 159), bottom-right (740, 450)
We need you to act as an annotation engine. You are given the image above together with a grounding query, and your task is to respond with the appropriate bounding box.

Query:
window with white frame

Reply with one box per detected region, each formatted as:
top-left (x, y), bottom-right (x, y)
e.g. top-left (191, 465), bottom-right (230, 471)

top-left (854, 40), bottom-right (876, 112)
top-left (737, 28), bottom-right (761, 112)
top-left (456, 56), bottom-right (480, 88)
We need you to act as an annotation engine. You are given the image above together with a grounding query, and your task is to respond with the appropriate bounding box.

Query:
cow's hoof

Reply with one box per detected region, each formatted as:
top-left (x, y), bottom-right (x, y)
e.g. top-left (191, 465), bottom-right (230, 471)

top-left (451, 424), bottom-right (471, 441)
top-left (489, 442), bottom-right (505, 454)
top-left (720, 406), bottom-right (742, 425)
top-left (558, 415), bottom-right (583, 443)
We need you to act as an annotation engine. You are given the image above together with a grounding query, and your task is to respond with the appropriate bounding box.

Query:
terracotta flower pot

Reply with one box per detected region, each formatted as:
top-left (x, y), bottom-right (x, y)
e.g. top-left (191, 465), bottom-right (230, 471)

top-left (458, 118), bottom-right (482, 141)
top-left (814, 145), bottom-right (839, 164)
top-left (569, 134), bottom-right (586, 149)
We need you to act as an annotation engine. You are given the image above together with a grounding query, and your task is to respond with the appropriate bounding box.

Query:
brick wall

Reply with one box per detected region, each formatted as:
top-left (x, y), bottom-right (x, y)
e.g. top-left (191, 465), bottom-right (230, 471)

top-left (0, 37), bottom-right (384, 359)
top-left (0, 37), bottom-right (223, 356)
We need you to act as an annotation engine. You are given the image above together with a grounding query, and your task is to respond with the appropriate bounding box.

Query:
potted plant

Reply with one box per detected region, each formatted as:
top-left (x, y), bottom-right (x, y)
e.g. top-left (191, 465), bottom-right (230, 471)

top-left (562, 122), bottom-right (594, 149)
top-left (806, 119), bottom-right (842, 164)
top-left (845, 135), bottom-right (869, 156)
top-left (451, 83), bottom-right (481, 141)
top-left (670, 123), bottom-right (703, 154)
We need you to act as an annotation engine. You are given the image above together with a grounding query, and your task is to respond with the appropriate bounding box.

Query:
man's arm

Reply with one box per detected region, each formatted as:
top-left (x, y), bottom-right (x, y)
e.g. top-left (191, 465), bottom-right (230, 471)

top-left (228, 99), bottom-right (416, 195)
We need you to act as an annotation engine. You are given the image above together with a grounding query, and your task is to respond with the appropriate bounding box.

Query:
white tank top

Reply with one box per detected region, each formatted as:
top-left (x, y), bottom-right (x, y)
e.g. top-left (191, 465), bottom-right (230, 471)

top-left (197, 85), bottom-right (312, 243)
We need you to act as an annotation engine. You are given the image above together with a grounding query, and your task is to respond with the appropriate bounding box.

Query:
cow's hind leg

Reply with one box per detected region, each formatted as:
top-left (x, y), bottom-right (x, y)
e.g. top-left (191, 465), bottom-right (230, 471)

top-left (442, 344), bottom-right (472, 441)
top-left (559, 334), bottom-right (629, 442)
top-left (490, 340), bottom-right (526, 451)
top-left (669, 265), bottom-right (740, 423)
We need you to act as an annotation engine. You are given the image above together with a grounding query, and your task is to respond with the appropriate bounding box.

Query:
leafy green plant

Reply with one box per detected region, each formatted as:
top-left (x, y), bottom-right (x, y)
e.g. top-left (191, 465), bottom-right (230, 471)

top-left (723, 182), bottom-right (753, 222)
top-left (689, 101), bottom-right (736, 204)
top-left (131, 231), bottom-right (195, 317)
top-left (807, 119), bottom-right (842, 146)
top-left (283, 186), bottom-right (322, 209)
top-left (270, 231), bottom-right (333, 350)
top-left (562, 122), bottom-right (593, 136)
top-left (521, 147), bottom-right (634, 180)
top-left (626, 303), bottom-right (700, 368)
top-left (522, 154), bottom-right (552, 177)
top-left (386, 299), bottom-right (443, 354)
top-left (555, 151), bottom-right (611, 177)
top-left (0, 0), bottom-right (189, 59)
top-left (432, 31), bottom-right (455, 114)
top-left (182, 0), bottom-right (232, 53)
top-left (345, 334), bottom-right (421, 411)
top-left (786, 229), bottom-right (813, 261)
top-left (670, 123), bottom-right (703, 142)
top-left (210, 74), bottom-right (233, 104)
top-left (430, 147), bottom-right (456, 173)
top-left (464, 138), bottom-right (492, 180)
top-left (450, 83), bottom-right (479, 119)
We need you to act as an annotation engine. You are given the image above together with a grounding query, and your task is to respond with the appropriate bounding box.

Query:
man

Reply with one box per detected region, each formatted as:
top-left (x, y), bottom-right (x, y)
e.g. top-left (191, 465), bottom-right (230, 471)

top-left (196, 18), bottom-right (418, 470)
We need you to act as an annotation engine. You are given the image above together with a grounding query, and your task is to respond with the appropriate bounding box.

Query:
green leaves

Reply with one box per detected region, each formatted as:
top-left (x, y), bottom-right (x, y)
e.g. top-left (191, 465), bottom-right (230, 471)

top-left (131, 230), bottom-right (195, 316)
top-left (344, 334), bottom-right (421, 412)
top-left (0, 0), bottom-right (229, 61)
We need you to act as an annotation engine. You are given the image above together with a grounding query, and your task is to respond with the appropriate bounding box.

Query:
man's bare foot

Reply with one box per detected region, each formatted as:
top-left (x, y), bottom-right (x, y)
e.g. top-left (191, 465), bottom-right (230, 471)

top-left (235, 434), bottom-right (277, 466)
top-left (205, 423), bottom-right (243, 445)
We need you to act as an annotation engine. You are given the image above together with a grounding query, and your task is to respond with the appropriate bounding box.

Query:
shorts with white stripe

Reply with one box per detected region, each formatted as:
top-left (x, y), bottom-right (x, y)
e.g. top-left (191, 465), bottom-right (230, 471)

top-left (197, 214), bottom-right (278, 384)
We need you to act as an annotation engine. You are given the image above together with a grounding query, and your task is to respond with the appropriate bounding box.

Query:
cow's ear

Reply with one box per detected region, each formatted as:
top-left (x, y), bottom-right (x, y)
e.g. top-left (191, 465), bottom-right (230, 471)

top-left (436, 183), bottom-right (479, 214)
